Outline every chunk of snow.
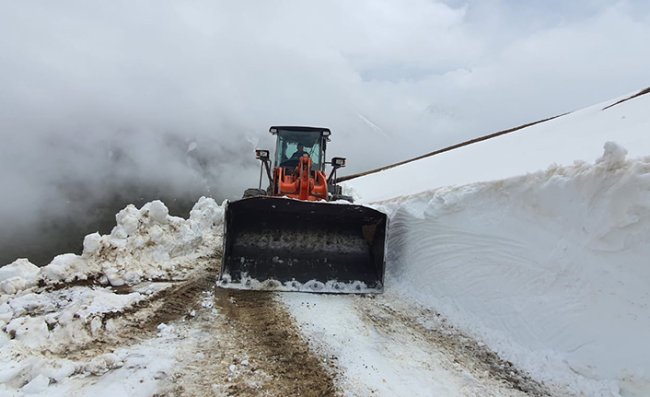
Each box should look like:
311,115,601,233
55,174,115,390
145,200,169,224
82,232,102,256
41,360,77,383
0,259,40,294
85,353,124,375
40,253,98,284
6,316,50,349
21,374,50,394
115,204,140,236
188,196,224,232
0,259,39,282
157,323,175,337
596,141,628,170
103,267,125,287
0,277,28,295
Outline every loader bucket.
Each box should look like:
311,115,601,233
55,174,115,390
218,196,387,293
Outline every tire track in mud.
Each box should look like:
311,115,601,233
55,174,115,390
187,289,338,397
53,257,218,361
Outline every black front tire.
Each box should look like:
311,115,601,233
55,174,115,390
243,188,267,198
331,194,354,203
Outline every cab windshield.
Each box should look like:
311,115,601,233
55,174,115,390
275,130,323,171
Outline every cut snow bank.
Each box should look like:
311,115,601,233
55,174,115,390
374,143,650,397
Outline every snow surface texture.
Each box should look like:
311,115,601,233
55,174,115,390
0,197,223,396
282,292,539,397
349,142,650,397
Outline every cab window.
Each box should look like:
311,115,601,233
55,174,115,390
275,132,322,170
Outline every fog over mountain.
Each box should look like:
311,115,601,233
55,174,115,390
1,0,649,264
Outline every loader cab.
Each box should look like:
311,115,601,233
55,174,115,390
270,126,329,172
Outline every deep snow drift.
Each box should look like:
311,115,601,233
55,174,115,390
341,90,650,396
382,144,650,396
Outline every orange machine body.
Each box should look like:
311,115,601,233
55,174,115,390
274,155,328,201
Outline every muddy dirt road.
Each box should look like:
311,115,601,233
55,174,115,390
148,260,554,396
33,256,556,396
165,288,337,397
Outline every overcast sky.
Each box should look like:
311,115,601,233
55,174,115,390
1,0,649,262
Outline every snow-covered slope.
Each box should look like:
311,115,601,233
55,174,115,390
344,90,650,202
340,90,650,396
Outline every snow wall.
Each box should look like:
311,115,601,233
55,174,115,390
375,143,650,397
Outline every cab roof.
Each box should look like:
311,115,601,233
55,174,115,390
269,126,331,134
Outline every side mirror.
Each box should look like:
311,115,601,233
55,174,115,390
256,149,270,160
331,157,346,168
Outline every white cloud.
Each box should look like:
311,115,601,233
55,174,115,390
0,0,649,263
